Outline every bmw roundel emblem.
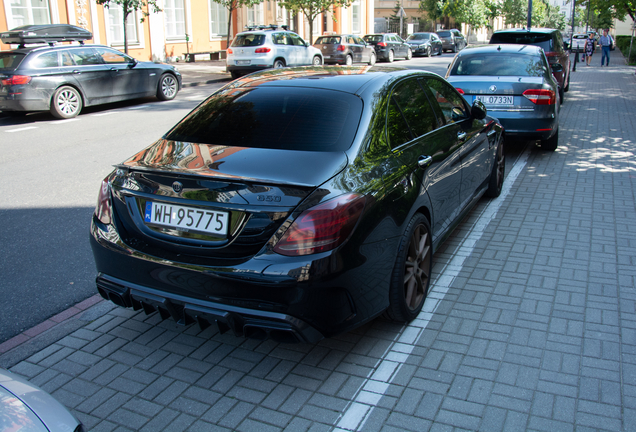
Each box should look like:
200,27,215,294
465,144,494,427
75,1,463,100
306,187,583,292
489,85,497,93
172,181,183,193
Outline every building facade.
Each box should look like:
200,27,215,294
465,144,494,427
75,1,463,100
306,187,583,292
1,0,375,61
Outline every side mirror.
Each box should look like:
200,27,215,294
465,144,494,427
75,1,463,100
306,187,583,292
470,100,487,120
551,63,564,73
563,42,570,50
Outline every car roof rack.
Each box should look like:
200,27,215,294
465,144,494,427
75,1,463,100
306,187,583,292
0,24,92,48
244,24,290,32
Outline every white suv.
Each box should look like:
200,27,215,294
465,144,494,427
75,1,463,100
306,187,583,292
226,26,323,79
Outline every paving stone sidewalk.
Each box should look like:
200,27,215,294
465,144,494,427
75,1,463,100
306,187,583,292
1,55,635,432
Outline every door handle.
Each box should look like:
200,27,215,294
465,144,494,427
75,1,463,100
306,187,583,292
418,155,433,168
457,131,467,142
73,70,81,74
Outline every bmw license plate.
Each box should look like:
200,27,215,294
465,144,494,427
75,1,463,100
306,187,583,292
475,95,513,105
144,202,229,236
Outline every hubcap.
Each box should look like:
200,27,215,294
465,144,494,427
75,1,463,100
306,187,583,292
162,77,176,98
58,90,79,115
404,224,431,310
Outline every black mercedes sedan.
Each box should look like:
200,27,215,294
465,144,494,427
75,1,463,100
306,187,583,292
90,66,504,343
0,25,181,119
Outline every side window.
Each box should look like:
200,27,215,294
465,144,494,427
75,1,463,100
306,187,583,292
60,50,74,66
94,47,131,64
355,36,365,45
289,33,305,46
68,48,102,66
272,33,285,45
347,36,356,45
424,78,469,125
31,52,59,68
387,79,438,149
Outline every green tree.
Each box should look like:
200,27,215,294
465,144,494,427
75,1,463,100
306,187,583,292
212,0,264,47
96,0,161,54
501,0,528,27
278,0,354,44
419,0,445,30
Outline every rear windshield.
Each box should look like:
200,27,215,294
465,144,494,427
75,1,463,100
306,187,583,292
0,53,25,70
407,34,430,41
449,54,546,77
490,33,553,52
165,87,363,152
438,31,451,37
315,36,341,45
364,35,383,43
231,34,265,47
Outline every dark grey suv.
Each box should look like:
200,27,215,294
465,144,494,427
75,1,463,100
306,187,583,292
438,29,466,53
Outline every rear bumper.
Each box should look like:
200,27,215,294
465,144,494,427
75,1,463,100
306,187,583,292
497,116,558,140
0,93,50,112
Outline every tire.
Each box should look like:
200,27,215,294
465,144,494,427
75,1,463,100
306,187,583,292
273,59,286,68
230,71,241,80
50,86,82,119
541,128,559,151
452,44,457,53
157,73,178,101
387,50,394,63
564,73,570,92
383,213,432,322
558,86,564,104
486,136,505,198
345,54,353,66
425,46,432,57
438,47,443,56
312,55,322,66
368,52,376,66
406,48,412,60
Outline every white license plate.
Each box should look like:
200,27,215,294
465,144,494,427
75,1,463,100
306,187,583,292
144,202,228,236
236,60,250,65
475,95,514,105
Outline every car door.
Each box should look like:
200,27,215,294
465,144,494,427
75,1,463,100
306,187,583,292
383,77,463,243
346,35,361,62
354,36,370,62
423,77,493,209
93,47,149,100
64,47,113,103
431,34,442,53
287,33,310,66
272,32,291,65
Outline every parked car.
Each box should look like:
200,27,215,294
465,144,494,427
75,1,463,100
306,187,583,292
571,33,589,51
313,34,376,65
90,65,505,343
0,24,181,119
363,33,412,62
405,32,443,57
0,368,85,432
226,25,322,79
437,29,466,52
446,44,560,151
490,28,570,103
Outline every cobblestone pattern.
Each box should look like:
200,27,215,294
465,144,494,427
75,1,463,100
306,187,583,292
3,59,636,431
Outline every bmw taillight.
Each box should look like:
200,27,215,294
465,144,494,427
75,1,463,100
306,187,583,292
273,193,366,256
337,45,346,52
377,42,387,47
2,75,31,85
95,177,113,225
523,89,556,105
455,88,465,94
255,47,271,53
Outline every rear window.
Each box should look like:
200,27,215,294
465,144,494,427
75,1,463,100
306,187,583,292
165,87,363,152
490,32,553,52
364,35,383,43
0,53,25,70
315,36,341,45
449,54,546,77
231,34,265,47
438,31,451,37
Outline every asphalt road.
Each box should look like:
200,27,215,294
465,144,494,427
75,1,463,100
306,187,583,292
0,52,511,343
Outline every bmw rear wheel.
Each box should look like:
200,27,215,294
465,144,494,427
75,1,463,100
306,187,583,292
157,73,178,100
384,213,432,322
51,86,82,119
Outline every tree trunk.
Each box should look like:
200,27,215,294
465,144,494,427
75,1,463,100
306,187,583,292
226,3,234,48
123,13,129,54
306,6,314,44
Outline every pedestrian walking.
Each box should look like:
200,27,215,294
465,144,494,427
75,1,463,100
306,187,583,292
584,33,595,66
599,29,612,66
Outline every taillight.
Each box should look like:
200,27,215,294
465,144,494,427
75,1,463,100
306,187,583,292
336,45,346,51
255,47,271,53
2,75,31,85
95,177,113,225
227,48,233,54
273,193,366,256
523,89,556,105
455,88,465,94
377,42,387,47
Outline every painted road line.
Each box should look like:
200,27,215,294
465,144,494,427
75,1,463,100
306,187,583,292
334,145,532,432
5,127,38,133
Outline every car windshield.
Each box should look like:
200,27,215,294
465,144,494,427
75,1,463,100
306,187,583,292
450,54,546,77
407,34,430,41
490,33,553,52
231,34,265,47
315,36,341,44
438,31,451,37
0,53,25,70
165,86,363,152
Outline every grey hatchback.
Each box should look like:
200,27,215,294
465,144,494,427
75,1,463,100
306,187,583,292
446,44,560,151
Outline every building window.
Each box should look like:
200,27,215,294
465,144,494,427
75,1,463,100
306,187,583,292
105,4,139,45
351,0,360,34
209,1,228,36
247,4,264,26
164,0,186,40
6,0,51,28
